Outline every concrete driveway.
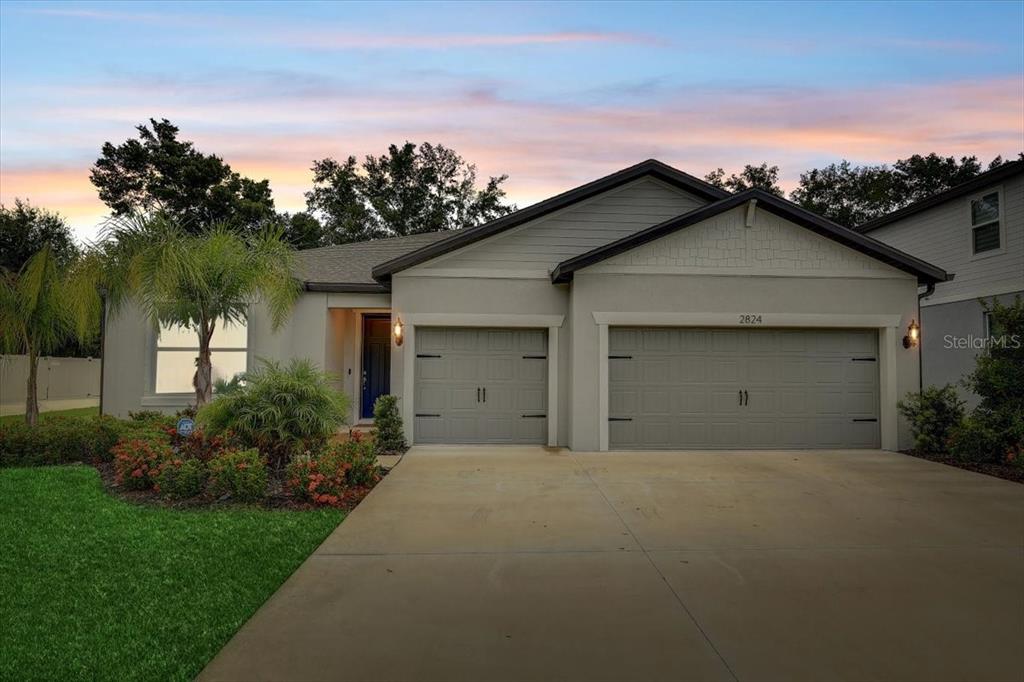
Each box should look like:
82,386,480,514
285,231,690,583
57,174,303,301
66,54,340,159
201,448,1024,682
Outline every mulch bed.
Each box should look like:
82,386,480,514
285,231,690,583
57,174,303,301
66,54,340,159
901,451,1024,484
93,461,382,510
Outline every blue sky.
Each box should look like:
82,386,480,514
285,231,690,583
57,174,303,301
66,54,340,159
1,0,1021,240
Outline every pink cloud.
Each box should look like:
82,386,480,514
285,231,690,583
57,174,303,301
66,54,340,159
3,75,1021,240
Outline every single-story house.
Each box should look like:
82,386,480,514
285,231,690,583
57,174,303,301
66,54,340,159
102,160,949,451
857,160,1023,405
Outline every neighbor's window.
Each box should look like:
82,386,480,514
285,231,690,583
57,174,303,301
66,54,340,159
154,319,248,393
970,191,1000,254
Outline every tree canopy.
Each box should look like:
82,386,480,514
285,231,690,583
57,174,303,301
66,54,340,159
704,163,783,196
90,119,276,233
789,153,1019,227
0,200,78,273
305,142,514,244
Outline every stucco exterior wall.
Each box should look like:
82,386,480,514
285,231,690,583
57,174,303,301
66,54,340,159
567,272,922,451
389,274,571,446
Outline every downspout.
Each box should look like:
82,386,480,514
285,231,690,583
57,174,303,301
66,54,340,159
916,282,936,394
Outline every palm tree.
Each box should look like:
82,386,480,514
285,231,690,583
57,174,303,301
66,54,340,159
0,247,97,425
90,215,301,407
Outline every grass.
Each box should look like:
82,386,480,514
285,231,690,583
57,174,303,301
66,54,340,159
0,406,99,424
0,466,344,681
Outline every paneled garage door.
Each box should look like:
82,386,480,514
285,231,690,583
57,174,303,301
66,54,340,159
609,327,880,449
414,327,548,444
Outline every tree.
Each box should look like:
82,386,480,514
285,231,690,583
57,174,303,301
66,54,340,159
306,142,514,244
90,215,301,406
704,163,783,195
0,200,78,273
90,119,276,233
0,247,97,425
278,211,327,250
790,153,1018,227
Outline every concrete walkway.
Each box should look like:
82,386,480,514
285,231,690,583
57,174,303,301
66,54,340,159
201,447,1024,682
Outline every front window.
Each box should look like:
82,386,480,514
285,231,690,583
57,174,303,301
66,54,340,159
155,319,248,393
970,191,1000,254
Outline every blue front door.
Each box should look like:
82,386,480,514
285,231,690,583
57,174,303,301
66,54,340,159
361,315,391,419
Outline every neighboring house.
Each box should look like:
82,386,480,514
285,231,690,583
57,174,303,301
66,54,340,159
103,160,948,451
857,160,1023,405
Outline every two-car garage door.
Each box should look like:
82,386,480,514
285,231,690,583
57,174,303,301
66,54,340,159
608,327,880,449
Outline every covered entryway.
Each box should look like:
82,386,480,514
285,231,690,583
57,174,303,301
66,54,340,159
608,327,880,449
414,327,548,444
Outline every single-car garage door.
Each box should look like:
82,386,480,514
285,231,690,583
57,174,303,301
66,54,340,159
609,327,880,449
415,327,548,444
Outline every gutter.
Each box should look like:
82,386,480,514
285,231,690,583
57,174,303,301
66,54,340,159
916,282,937,395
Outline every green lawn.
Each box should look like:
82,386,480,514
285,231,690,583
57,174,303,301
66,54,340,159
0,406,100,424
0,466,343,681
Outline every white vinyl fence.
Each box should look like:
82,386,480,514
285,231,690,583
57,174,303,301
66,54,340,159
0,355,101,416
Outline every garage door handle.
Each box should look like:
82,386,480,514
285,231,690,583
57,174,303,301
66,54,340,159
852,418,878,422
744,390,749,406
477,387,481,403
521,414,546,419
608,355,633,360
483,387,486,403
522,355,547,359
851,357,877,362
416,354,442,358
739,390,743,405
415,413,441,418
608,417,632,422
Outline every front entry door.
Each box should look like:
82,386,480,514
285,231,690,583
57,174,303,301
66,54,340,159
361,315,391,419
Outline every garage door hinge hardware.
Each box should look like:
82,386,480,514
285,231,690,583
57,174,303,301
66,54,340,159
521,414,547,418
415,413,441,418
851,357,877,362
416,354,442,358
608,355,633,360
852,418,878,422
522,355,547,359
608,417,633,422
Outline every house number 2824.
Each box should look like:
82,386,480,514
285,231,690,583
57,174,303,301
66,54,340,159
738,314,763,324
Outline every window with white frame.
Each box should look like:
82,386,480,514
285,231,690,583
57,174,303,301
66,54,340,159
154,319,248,393
970,191,1001,254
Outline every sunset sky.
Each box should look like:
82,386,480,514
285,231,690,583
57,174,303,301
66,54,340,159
1,0,1022,242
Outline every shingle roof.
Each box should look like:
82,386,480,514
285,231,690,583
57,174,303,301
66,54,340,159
296,231,455,292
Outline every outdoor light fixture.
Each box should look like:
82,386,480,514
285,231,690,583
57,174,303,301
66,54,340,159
903,319,920,349
393,317,404,346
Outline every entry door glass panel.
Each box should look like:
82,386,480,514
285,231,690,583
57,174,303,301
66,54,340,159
415,327,547,444
609,328,879,449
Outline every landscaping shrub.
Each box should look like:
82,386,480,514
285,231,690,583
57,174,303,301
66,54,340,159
128,410,168,423
155,457,208,499
371,394,407,455
197,359,349,469
207,449,267,503
946,296,1024,466
285,436,381,507
897,385,965,454
112,437,174,490
0,415,148,467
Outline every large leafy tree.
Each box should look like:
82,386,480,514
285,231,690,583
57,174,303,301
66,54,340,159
790,153,1018,227
306,142,514,244
90,119,276,233
0,247,97,425
0,200,78,273
704,163,783,195
86,216,301,406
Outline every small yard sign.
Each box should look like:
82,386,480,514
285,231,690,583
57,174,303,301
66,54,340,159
176,417,195,437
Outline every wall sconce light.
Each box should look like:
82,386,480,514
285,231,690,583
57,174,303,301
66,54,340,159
902,319,920,349
393,317,404,346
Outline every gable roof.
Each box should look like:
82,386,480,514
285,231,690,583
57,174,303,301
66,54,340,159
857,160,1024,234
550,189,950,285
297,231,454,292
370,159,729,283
